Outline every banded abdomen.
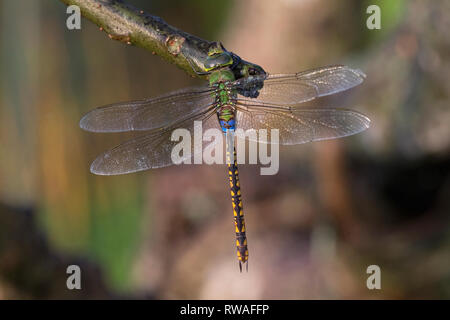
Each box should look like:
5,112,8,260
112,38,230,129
226,143,249,271
220,108,248,271
215,80,248,271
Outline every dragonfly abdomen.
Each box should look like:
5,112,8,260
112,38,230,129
227,145,248,272
217,105,236,132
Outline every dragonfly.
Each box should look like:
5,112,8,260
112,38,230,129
80,48,370,271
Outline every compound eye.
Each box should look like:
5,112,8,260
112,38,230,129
248,68,257,76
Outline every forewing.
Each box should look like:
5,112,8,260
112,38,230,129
80,86,214,132
236,65,366,105
90,108,221,175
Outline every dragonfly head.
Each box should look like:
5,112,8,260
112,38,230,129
235,60,266,79
229,56,266,98
203,43,267,98
204,43,266,77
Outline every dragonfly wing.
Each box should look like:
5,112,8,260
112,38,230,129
90,108,220,175
236,104,370,145
236,65,366,105
80,86,215,132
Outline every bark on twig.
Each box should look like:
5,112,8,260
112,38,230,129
60,0,216,77
59,0,261,79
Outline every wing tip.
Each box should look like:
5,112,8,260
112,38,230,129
354,111,371,134
79,110,129,133
326,64,367,78
363,115,371,128
339,65,367,84
79,112,100,132
359,112,371,127
89,154,156,176
89,157,108,175
352,69,367,84
79,114,90,131
347,108,370,126
89,153,121,176
353,68,367,80
333,65,367,83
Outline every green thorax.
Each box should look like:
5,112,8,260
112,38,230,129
208,68,235,86
209,69,236,108
209,69,237,130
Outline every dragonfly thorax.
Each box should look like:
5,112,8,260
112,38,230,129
213,81,237,132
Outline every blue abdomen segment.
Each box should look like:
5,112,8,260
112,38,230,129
220,119,235,132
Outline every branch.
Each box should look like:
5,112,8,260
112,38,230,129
60,0,263,79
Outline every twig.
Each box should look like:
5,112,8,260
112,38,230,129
59,0,263,79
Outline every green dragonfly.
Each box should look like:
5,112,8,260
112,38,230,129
80,48,370,271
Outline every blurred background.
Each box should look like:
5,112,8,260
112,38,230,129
0,0,449,299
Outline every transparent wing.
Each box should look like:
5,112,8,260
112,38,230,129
80,86,214,132
90,108,221,175
235,104,370,145
235,65,366,105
